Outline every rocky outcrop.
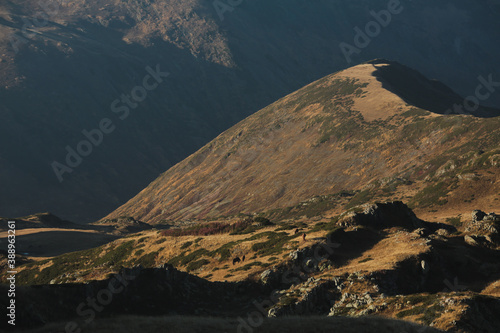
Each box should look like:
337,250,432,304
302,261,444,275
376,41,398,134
329,292,385,317
260,240,339,288
464,210,500,247
337,201,424,230
0,264,259,329
471,210,500,224
268,278,337,317
455,296,500,333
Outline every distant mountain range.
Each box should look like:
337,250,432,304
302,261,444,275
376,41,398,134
1,0,500,222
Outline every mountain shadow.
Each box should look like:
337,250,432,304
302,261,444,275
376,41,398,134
368,59,500,118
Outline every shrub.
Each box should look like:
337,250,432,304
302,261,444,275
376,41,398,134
169,248,210,267
96,241,135,266
253,217,273,226
161,220,255,237
410,181,449,208
137,252,158,267
154,238,167,245
180,241,193,249
229,220,258,235
446,216,462,227
251,232,295,256
345,189,374,209
311,217,339,233
233,261,270,272
187,259,210,272
210,242,238,262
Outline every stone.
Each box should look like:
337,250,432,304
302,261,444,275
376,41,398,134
472,210,487,223
484,213,500,223
413,228,430,237
464,235,479,246
305,259,316,269
436,228,450,236
421,260,430,274
268,307,279,317
260,269,273,284
289,250,300,261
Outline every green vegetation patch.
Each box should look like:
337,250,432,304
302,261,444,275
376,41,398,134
168,248,210,267
410,181,449,208
137,251,158,267
345,189,375,209
310,217,340,233
210,241,239,262
232,261,270,272
251,232,297,256
180,241,193,249
94,241,135,267
154,238,167,245
186,259,210,272
446,216,462,228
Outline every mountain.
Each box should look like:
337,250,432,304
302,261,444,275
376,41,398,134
1,0,500,222
4,60,500,330
105,60,500,223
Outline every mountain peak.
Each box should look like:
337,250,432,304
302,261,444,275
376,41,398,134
104,61,500,223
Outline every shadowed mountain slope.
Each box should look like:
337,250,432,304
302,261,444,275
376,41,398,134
1,0,500,221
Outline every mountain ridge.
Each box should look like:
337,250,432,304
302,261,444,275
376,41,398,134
104,60,500,223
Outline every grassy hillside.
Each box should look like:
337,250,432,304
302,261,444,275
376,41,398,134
4,202,500,332
105,61,500,224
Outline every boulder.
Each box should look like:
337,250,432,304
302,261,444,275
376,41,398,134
472,210,487,223
413,228,431,237
484,213,500,223
436,229,450,236
337,201,424,230
260,269,273,284
464,235,480,246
